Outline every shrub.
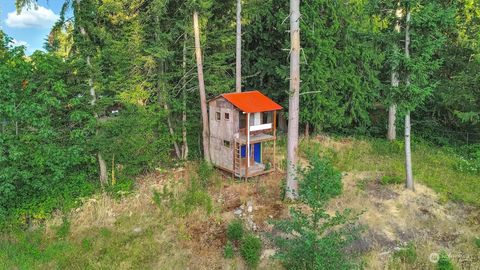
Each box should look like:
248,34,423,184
393,242,417,264
475,237,480,249
299,155,342,208
272,155,360,270
437,251,454,270
240,234,262,268
227,219,244,242
224,241,235,259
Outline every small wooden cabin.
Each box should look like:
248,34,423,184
208,90,283,178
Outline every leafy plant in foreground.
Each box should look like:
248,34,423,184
226,219,244,242
271,155,360,270
240,234,262,268
437,250,454,270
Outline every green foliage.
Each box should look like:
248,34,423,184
313,138,480,206
106,178,135,199
393,242,417,264
437,251,454,270
380,175,403,185
298,155,343,209
272,154,360,270
474,237,480,249
223,241,235,259
0,38,96,222
240,234,262,268
198,161,215,189
55,217,71,239
175,178,213,216
455,144,480,175
95,106,172,178
226,219,244,242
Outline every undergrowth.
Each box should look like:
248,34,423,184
302,137,480,205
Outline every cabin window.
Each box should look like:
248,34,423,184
223,140,231,148
262,112,268,124
216,112,221,121
239,112,246,129
224,112,230,120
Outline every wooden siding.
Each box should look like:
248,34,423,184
209,97,239,171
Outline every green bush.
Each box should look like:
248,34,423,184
240,234,262,268
299,155,342,207
272,155,360,270
393,242,417,264
455,144,480,175
437,251,454,270
475,237,480,249
224,241,235,259
227,219,244,242
106,178,135,199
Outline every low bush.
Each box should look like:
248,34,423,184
437,250,454,270
475,237,480,249
272,155,360,270
393,242,417,264
298,154,342,207
240,234,262,268
223,241,235,259
226,219,244,242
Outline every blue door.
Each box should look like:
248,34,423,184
241,145,247,158
254,143,261,163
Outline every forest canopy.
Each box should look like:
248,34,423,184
1,0,479,222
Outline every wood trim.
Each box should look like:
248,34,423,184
273,110,277,171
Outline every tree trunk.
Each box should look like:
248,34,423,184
84,31,107,185
387,5,402,141
286,0,301,200
165,103,182,158
405,112,414,190
159,60,181,159
387,104,397,141
181,34,189,159
304,122,309,139
404,7,414,190
235,0,242,93
193,11,211,162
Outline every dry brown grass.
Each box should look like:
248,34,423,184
326,170,480,269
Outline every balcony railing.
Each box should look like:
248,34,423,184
250,123,272,132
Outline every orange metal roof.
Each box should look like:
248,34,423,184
219,90,283,113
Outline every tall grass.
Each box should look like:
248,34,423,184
301,137,480,205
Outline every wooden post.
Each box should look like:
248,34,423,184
246,113,250,179
273,110,277,171
193,11,211,162
235,0,242,93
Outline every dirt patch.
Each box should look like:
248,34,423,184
326,170,480,269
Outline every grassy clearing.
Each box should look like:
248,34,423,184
301,136,480,206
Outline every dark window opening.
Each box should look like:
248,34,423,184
225,113,230,120
216,112,221,121
223,140,231,148
262,112,271,124
239,112,246,129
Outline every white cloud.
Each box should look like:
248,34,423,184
5,6,59,29
10,39,29,48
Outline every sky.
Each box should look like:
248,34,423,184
0,0,67,55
